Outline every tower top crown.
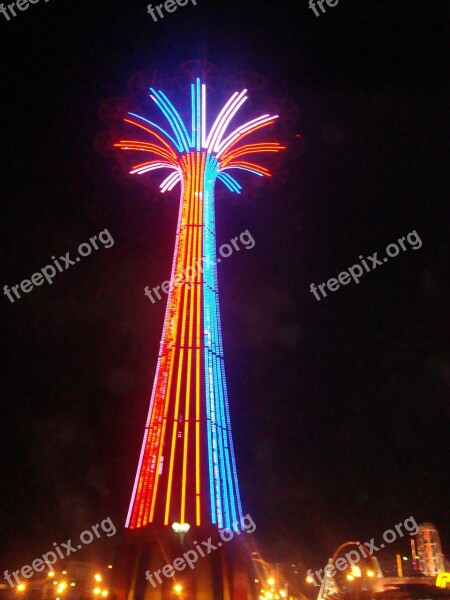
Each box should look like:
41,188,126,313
115,77,284,195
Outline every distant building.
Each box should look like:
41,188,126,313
416,523,446,576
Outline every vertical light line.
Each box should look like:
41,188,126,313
210,157,222,528
212,248,237,529
194,153,204,523
202,156,225,527
203,169,214,520
164,154,193,524
190,153,199,525
203,156,217,524
195,154,205,525
201,84,207,148
180,153,199,523
148,174,188,523
191,83,196,148
207,181,231,530
196,78,201,151
219,350,244,525
212,299,231,529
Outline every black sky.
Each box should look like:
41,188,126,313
0,0,448,575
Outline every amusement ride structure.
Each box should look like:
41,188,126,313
113,73,284,599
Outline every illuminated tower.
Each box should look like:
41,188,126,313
115,78,284,534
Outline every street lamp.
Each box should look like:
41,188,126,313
172,523,190,534
351,566,361,578
172,522,190,544
305,575,315,600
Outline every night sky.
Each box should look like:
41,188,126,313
1,0,448,577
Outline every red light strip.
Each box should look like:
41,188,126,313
195,157,204,526
180,157,197,523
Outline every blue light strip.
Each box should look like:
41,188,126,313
205,165,226,526
202,152,243,530
203,156,219,524
150,89,191,153
217,309,244,528
211,271,235,530
217,172,242,194
203,155,224,527
158,90,191,152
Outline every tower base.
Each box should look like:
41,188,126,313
112,527,257,600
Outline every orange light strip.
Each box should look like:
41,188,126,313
164,153,194,525
123,118,178,159
225,161,272,176
221,142,285,165
114,142,177,164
